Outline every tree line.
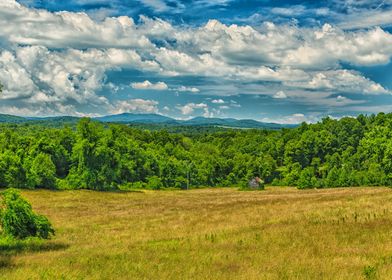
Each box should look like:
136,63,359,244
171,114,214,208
0,113,391,190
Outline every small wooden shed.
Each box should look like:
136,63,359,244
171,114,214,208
248,177,264,190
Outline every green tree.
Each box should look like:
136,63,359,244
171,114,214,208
0,151,26,188
0,189,55,239
325,167,340,188
67,119,119,190
146,176,163,190
29,153,57,189
297,167,317,189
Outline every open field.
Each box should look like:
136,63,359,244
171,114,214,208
1,187,392,279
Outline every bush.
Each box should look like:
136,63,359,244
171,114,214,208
297,167,318,189
363,265,377,279
0,189,55,239
146,176,163,190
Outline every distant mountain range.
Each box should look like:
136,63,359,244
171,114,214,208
0,113,297,129
95,113,174,124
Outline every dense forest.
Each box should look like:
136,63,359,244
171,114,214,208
0,113,391,190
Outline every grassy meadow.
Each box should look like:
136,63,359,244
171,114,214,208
1,187,392,279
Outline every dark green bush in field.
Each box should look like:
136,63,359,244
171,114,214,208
0,189,55,239
363,265,377,279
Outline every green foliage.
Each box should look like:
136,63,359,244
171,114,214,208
363,265,377,279
146,176,163,190
1,113,392,190
0,151,26,188
29,153,57,189
0,189,55,239
297,167,317,189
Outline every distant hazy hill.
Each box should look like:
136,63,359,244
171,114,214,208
95,113,175,123
27,116,81,123
0,113,296,129
0,114,26,123
96,114,294,129
182,116,293,129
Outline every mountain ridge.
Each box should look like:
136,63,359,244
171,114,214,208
0,113,297,129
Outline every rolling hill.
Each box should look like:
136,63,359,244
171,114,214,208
0,113,296,129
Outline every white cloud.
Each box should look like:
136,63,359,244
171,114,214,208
285,69,389,95
139,0,185,13
262,113,319,124
1,2,392,72
131,80,168,90
111,99,159,114
177,102,211,117
211,99,225,104
140,0,169,12
0,45,162,115
0,1,391,116
176,86,200,92
273,91,287,99
271,5,306,16
337,10,392,29
0,4,154,50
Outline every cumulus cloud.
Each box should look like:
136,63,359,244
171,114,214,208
131,80,168,90
285,69,389,94
0,1,153,50
211,99,225,104
0,0,391,116
337,10,392,29
0,45,162,115
111,99,159,114
176,86,200,92
273,91,287,99
177,102,211,117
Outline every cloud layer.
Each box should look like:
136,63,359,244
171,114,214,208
0,0,391,121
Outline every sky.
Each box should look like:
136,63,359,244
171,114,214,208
0,0,391,123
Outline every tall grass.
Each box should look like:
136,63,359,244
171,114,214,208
1,187,392,279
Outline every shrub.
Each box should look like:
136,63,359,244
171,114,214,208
0,189,55,239
363,265,377,279
146,176,163,190
297,167,318,189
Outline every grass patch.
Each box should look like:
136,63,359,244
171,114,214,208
0,237,68,271
0,237,69,255
1,187,392,279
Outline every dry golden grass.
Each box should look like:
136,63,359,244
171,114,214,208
1,187,392,279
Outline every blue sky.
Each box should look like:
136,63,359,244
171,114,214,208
0,0,391,123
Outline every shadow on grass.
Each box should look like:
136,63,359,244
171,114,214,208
0,255,12,268
0,238,69,269
0,240,69,255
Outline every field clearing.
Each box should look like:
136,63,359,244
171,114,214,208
1,187,392,279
